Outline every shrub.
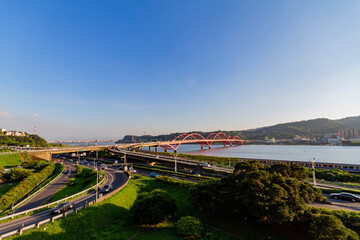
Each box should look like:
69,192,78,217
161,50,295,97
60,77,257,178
67,179,76,186
176,216,203,237
0,163,55,211
8,167,32,181
76,165,83,176
308,213,359,240
131,189,177,225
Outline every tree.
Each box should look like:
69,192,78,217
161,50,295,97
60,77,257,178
190,161,324,223
131,189,177,225
308,214,359,240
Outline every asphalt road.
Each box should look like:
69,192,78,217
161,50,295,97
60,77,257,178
15,164,76,213
311,193,360,211
0,168,128,236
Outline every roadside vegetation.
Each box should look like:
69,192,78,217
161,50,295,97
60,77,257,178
45,165,97,203
309,168,360,183
0,161,55,211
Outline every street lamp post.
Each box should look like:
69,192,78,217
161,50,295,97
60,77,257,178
174,153,178,173
310,158,316,187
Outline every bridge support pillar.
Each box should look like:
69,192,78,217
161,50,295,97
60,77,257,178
174,150,177,153
201,145,203,149
148,147,151,152
155,146,158,153
209,146,212,149
164,149,167,153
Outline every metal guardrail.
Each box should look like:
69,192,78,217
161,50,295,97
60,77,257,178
0,173,130,239
0,152,20,156
0,175,106,222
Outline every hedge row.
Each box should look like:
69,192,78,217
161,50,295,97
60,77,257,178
156,176,197,187
0,163,55,211
311,168,360,183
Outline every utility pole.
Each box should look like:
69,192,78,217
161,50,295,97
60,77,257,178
96,163,100,202
174,153,178,173
311,158,316,187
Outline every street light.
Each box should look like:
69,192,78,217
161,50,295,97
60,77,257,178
174,152,179,173
310,158,316,187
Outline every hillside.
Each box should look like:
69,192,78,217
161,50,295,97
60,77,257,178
118,116,360,141
0,134,49,147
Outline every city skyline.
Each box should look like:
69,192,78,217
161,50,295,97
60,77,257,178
1,1,360,140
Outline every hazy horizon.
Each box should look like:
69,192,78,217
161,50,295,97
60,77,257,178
1,1,360,141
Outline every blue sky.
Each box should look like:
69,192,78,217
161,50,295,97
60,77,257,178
0,1,360,140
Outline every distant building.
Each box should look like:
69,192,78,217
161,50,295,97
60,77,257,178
4,130,26,137
0,128,6,132
327,137,342,145
338,128,359,140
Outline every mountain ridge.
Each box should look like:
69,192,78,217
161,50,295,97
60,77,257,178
118,116,360,141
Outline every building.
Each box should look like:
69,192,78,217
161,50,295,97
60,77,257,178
338,128,359,140
0,129,6,132
4,130,26,137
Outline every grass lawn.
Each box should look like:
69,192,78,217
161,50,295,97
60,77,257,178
44,166,97,203
7,175,306,240
0,154,23,168
0,182,19,195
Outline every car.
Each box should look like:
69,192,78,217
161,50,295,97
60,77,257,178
193,173,201,177
119,165,124,170
101,184,113,193
50,202,74,214
149,172,159,178
330,192,360,202
101,164,108,169
200,163,211,167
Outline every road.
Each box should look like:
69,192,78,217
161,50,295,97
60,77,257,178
312,193,360,211
15,164,76,213
0,168,128,236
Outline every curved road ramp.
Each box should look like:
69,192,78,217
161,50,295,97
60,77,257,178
0,169,130,239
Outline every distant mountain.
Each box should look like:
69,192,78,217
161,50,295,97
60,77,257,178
118,116,360,141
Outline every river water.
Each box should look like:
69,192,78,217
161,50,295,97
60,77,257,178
177,144,360,165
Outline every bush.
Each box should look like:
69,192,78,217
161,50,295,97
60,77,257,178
8,167,32,181
176,216,203,237
131,189,177,225
67,179,76,186
308,213,359,240
156,176,196,187
0,163,55,211
76,165,83,176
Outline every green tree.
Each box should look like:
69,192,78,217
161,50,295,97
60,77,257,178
190,161,324,223
131,189,177,225
308,214,359,240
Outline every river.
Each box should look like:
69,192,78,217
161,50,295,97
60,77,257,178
176,144,360,165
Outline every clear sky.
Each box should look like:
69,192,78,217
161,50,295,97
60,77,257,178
1,1,360,141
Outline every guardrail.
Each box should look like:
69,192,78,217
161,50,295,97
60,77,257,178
0,152,20,156
0,174,106,222
12,169,64,210
0,172,130,239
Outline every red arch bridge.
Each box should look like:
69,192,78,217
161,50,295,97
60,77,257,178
136,132,245,153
